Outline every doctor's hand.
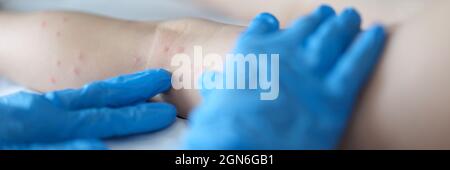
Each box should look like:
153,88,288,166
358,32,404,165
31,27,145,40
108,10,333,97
0,69,176,150
184,5,386,149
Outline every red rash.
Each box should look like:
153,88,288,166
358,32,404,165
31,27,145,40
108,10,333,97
134,56,141,63
72,67,80,76
163,46,185,53
176,47,185,53
49,77,56,84
77,52,84,62
41,21,47,28
164,46,170,52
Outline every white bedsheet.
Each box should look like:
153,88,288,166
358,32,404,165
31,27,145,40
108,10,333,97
0,0,241,150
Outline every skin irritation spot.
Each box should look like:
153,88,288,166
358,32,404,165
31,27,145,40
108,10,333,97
153,33,178,57
77,52,84,62
56,60,61,67
72,67,80,76
176,47,185,53
41,21,47,28
160,46,184,57
134,56,141,63
164,46,170,53
49,77,56,84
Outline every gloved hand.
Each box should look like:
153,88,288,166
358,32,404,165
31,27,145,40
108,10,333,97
0,69,176,150
184,5,386,149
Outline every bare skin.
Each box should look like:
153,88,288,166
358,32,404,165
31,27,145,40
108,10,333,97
0,0,450,149
343,2,450,149
0,11,240,117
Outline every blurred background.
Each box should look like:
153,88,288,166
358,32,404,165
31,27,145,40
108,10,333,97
0,0,244,24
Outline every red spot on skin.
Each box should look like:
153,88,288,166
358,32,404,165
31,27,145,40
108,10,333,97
63,17,68,22
72,67,80,76
50,77,56,84
133,56,142,66
164,46,170,52
56,60,61,67
78,52,84,62
176,47,185,53
41,21,47,28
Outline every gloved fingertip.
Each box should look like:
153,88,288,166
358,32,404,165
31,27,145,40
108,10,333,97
147,103,177,129
371,24,386,36
247,12,279,34
313,4,336,18
149,68,173,90
153,68,172,78
134,69,172,83
107,68,171,84
155,102,177,117
365,24,387,44
128,69,172,92
286,4,336,38
340,7,362,26
255,12,279,26
342,7,358,15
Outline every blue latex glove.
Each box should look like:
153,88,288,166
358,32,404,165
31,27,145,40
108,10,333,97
184,5,386,149
0,69,176,150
